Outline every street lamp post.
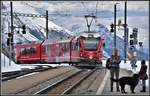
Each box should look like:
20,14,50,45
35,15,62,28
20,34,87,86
112,2,127,63
139,42,143,60
114,3,120,48
124,1,127,63
114,4,116,48
10,1,14,66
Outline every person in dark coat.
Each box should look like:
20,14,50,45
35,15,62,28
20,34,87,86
139,60,148,92
110,48,121,92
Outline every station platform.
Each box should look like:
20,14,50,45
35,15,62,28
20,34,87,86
96,68,149,95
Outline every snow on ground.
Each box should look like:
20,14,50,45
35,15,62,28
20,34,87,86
1,53,69,73
19,63,69,68
1,53,22,72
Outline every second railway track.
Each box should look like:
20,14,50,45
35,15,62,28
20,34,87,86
2,66,53,82
34,68,97,95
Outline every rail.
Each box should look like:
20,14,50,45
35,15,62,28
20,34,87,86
33,70,84,95
2,67,52,81
61,68,97,94
34,68,97,95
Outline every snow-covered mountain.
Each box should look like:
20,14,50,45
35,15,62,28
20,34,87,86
2,1,71,46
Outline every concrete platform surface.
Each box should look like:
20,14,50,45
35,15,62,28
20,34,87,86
97,68,149,95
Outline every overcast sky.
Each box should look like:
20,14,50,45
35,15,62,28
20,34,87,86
28,1,148,12
23,1,148,28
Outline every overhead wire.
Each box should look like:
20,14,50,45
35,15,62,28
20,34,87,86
81,1,90,15
94,1,99,23
80,1,100,31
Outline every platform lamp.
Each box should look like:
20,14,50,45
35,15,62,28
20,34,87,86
110,23,114,33
139,42,143,60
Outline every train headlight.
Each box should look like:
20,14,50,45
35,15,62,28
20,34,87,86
89,56,93,59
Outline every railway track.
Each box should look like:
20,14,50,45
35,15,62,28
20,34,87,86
68,68,106,94
16,68,81,94
34,68,97,95
2,66,53,81
2,66,75,94
2,71,20,77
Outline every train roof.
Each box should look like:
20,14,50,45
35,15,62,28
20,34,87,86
75,32,102,39
14,41,43,48
42,38,74,45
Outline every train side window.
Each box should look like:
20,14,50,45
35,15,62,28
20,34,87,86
30,47,36,54
62,43,69,52
74,41,79,51
21,48,27,55
20,48,23,55
72,42,76,51
66,43,69,51
62,43,65,56
56,46,59,56
62,43,66,52
26,48,30,54
76,42,78,46
21,47,36,55
71,42,74,50
24,48,27,55
65,43,68,52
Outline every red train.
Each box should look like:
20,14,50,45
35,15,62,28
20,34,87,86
14,32,104,67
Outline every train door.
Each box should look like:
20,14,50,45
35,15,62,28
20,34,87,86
71,39,80,63
51,44,56,62
61,42,70,62
41,45,47,63
59,43,62,63
61,43,65,62
47,44,51,63
79,36,84,52
67,42,70,62
55,44,59,63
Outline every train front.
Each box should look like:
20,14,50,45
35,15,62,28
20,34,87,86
78,32,104,67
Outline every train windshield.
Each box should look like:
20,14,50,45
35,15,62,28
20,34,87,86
82,37,100,51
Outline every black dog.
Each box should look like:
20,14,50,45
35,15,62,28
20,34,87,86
111,74,139,93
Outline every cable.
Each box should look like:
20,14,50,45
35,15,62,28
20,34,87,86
94,1,99,23
81,2,90,15
95,1,99,16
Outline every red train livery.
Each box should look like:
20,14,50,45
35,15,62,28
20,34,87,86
14,32,104,67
